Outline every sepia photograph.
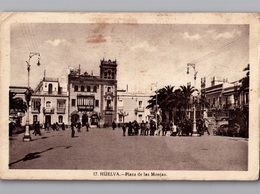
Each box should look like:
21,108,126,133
0,12,259,180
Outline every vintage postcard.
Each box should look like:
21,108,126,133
0,12,259,180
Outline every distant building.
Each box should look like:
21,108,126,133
201,76,243,118
117,90,150,124
31,77,69,126
9,86,29,126
68,59,117,127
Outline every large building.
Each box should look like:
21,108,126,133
201,76,247,117
31,77,69,126
68,59,118,127
117,90,151,124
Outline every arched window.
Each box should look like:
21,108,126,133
81,86,84,92
46,101,51,108
48,84,53,94
87,86,91,92
93,86,97,92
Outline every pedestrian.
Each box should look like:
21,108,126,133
150,120,156,136
204,117,210,135
112,121,116,130
163,122,168,136
145,121,150,136
157,122,163,136
56,122,60,131
140,120,146,136
127,121,132,136
71,122,76,138
122,123,126,136
35,121,41,136
86,121,89,132
177,118,183,136
77,121,81,132
9,120,15,137
134,121,139,135
61,122,65,131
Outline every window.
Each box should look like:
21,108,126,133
95,100,99,107
219,97,222,105
104,69,115,79
87,86,91,92
245,92,249,104
72,99,76,106
46,101,51,108
58,115,63,123
74,85,78,92
48,84,53,94
119,115,123,122
81,86,84,92
32,98,41,111
57,100,66,108
93,86,97,93
33,115,38,122
107,86,111,92
138,101,143,108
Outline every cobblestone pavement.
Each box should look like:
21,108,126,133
9,127,248,170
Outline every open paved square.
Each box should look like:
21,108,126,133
9,126,248,171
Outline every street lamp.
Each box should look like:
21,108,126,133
187,63,200,137
23,52,41,142
151,82,158,129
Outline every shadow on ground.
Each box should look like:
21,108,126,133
9,146,72,167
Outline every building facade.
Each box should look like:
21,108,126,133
31,77,69,126
117,90,150,124
68,59,117,127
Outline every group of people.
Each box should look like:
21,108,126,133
70,121,90,138
44,122,65,132
119,117,210,137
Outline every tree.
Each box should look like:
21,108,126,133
147,85,175,122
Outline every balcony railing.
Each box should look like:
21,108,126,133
56,107,66,114
43,108,55,114
31,108,40,114
105,106,113,110
77,105,94,111
136,107,145,112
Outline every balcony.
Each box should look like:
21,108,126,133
136,107,145,112
77,105,94,111
57,107,66,114
105,106,113,110
43,108,54,114
31,108,40,114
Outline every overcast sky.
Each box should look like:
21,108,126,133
10,23,249,93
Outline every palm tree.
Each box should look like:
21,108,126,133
147,85,175,122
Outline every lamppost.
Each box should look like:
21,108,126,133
187,63,200,137
23,52,41,142
151,82,158,129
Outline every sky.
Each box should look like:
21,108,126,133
10,23,249,93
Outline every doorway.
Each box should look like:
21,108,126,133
82,114,88,126
45,115,51,125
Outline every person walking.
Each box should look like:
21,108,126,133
140,120,146,136
71,122,76,138
112,121,116,130
122,123,127,136
77,121,81,132
61,122,65,131
127,121,133,136
145,121,150,136
157,122,163,136
204,117,210,135
86,121,89,132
